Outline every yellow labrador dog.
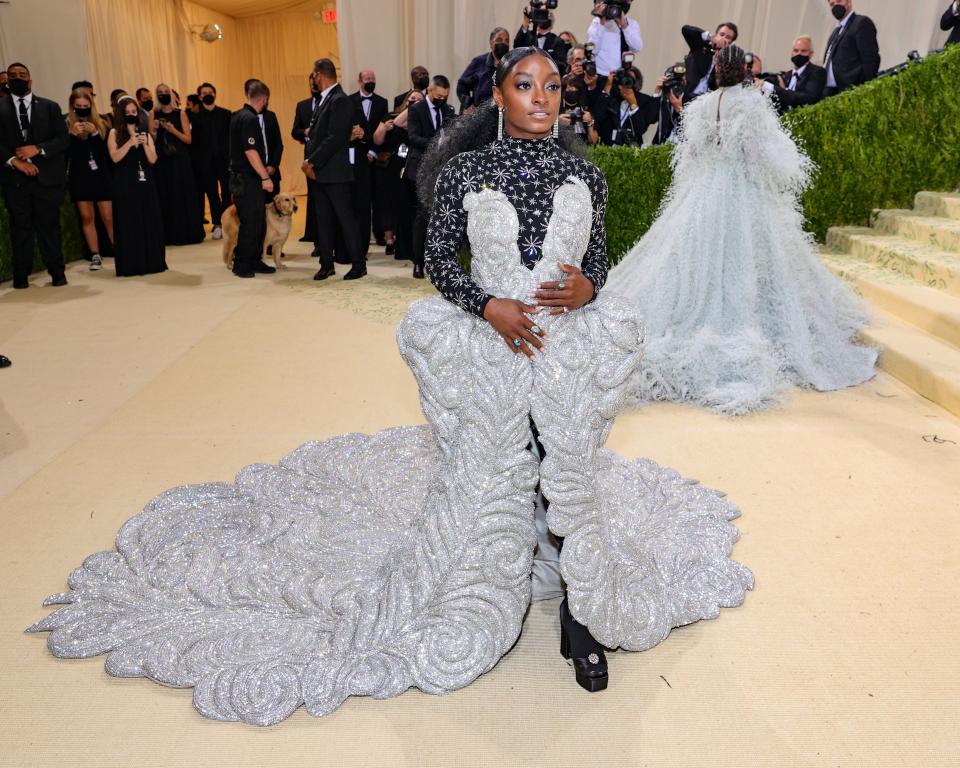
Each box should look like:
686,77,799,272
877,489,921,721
222,193,299,270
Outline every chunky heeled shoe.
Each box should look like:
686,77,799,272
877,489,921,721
559,605,609,693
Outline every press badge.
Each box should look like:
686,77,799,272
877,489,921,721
397,144,409,158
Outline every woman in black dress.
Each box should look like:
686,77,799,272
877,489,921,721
373,90,423,261
153,83,205,245
107,97,167,277
66,89,114,270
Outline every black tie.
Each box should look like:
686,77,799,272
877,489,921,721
825,26,841,66
434,105,443,129
18,97,30,141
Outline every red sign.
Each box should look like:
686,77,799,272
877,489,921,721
322,9,337,23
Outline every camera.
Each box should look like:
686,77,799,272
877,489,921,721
583,42,598,77
527,0,558,26
612,52,642,91
662,62,687,98
598,0,631,22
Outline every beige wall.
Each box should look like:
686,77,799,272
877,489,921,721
337,0,954,105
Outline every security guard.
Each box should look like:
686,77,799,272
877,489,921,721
228,79,275,278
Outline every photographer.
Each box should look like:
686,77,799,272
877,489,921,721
681,22,738,101
756,36,827,114
585,2,643,78
515,4,570,75
457,28,511,111
595,58,656,146
650,63,686,144
558,74,600,145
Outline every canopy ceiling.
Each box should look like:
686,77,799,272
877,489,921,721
195,0,331,19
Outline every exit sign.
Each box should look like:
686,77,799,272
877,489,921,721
322,9,337,23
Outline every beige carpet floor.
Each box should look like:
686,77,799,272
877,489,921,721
1,233,958,768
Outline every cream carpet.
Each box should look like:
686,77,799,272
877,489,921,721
1,231,958,768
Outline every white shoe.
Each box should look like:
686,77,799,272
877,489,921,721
90,254,102,271
212,227,223,240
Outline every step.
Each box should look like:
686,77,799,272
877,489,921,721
858,308,960,418
826,227,960,297
820,251,960,350
914,191,960,221
871,209,960,254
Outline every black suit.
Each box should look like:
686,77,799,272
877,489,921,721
292,95,321,244
0,92,69,284
191,104,232,227
942,3,960,46
681,25,717,102
406,98,455,269
350,91,389,256
304,83,362,272
823,13,881,95
513,27,570,75
771,63,827,114
262,108,284,200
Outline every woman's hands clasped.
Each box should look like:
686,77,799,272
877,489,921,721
530,263,595,315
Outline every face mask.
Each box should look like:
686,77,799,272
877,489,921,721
157,93,172,106
432,97,447,108
564,91,580,107
201,94,216,106
536,25,551,34
75,106,92,119
124,114,139,125
364,82,377,94
791,54,810,69
141,99,154,111
832,4,848,20
8,77,29,97
493,42,509,60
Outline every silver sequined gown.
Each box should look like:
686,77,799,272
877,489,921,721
29,136,754,726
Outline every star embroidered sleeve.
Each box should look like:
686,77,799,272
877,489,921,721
580,162,609,297
424,154,494,318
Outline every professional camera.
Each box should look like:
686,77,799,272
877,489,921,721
612,52,642,91
598,0,631,22
527,0,558,26
583,42,598,77
662,62,686,98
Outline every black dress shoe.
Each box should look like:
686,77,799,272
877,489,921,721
0,355,11,369
13,279,28,289
313,266,336,280
299,236,311,243
51,275,68,287
233,268,255,278
559,601,609,693
412,264,425,279
251,261,276,274
384,242,396,256
343,267,367,281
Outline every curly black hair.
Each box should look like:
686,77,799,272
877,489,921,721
417,46,584,212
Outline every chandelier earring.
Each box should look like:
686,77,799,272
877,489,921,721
552,117,559,139
498,106,505,141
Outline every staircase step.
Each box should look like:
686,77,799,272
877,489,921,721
820,251,960,350
825,227,960,296
858,308,960,418
871,209,960,254
914,191,960,221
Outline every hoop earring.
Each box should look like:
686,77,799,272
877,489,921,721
552,117,559,139
497,106,504,141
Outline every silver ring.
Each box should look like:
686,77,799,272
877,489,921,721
557,282,566,290
513,339,521,347
563,306,569,314
531,325,542,336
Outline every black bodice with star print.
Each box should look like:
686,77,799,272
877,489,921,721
424,135,609,318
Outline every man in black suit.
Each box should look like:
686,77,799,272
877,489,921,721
681,22,738,103
261,101,284,202
350,70,389,259
942,2,960,46
514,7,569,75
457,28,511,112
292,76,321,247
0,62,69,289
822,0,880,97
406,75,455,279
304,58,365,281
394,66,430,110
192,82,232,239
760,35,827,114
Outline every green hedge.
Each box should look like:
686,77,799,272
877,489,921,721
0,193,83,283
591,43,960,263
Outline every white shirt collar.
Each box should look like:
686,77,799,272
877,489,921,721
17,93,34,106
837,11,853,29
319,83,337,100
794,63,809,77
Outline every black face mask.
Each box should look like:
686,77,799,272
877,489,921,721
74,106,92,119
564,90,581,107
832,4,848,21
493,42,509,60
363,82,377,94
415,76,430,91
432,97,447,108
201,94,216,106
124,114,139,125
141,99,154,111
157,93,172,106
8,77,30,97
791,54,811,69
536,25,551,34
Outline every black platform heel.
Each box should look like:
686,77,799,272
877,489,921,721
559,602,609,693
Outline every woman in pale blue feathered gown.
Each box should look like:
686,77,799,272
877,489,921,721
608,46,877,416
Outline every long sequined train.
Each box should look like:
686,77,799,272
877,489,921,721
29,169,754,726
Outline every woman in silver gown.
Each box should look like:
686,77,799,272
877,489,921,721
28,49,753,726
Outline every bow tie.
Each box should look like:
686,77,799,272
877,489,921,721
361,95,373,100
